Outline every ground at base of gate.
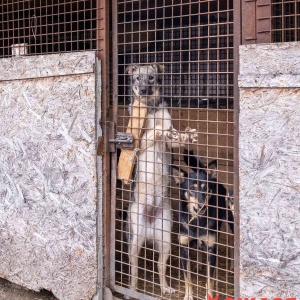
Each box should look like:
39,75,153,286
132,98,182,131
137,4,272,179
0,279,57,300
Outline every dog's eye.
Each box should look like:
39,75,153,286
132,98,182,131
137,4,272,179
136,76,140,81
148,75,154,81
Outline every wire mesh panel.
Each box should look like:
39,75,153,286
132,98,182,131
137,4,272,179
112,1,234,299
272,0,300,42
0,0,97,58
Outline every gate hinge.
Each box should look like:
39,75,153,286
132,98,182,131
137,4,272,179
97,121,134,156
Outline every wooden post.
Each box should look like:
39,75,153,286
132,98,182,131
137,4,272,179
117,99,148,184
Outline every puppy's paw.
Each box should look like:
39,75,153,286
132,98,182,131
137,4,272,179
162,285,176,294
183,127,198,143
165,127,179,141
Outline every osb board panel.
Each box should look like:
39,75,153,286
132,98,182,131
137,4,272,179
239,42,300,88
0,53,98,300
0,52,95,81
239,43,300,297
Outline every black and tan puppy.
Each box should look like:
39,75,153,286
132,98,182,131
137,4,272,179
173,150,234,300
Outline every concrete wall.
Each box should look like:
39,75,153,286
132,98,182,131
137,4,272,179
239,42,300,297
0,52,101,300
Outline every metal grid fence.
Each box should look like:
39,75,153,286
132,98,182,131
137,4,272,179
112,1,235,299
272,0,300,42
0,0,97,58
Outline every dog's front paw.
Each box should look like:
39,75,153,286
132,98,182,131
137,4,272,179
165,127,179,141
184,295,194,300
162,285,176,294
183,127,198,143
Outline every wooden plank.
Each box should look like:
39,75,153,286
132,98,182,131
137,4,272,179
117,100,148,184
241,0,271,45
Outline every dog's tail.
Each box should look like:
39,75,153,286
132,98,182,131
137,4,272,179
183,149,206,172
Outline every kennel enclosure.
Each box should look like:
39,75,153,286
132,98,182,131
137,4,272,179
0,0,300,299
110,1,235,299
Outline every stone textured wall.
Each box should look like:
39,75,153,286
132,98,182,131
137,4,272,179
0,52,100,300
239,42,300,297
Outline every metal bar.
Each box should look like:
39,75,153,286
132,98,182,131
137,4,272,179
233,0,241,298
96,0,111,291
110,0,119,291
112,285,158,300
95,56,104,300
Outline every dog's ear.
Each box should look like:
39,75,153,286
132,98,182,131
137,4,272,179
171,166,187,185
207,160,217,180
151,63,165,74
227,189,234,197
183,148,206,172
126,64,138,75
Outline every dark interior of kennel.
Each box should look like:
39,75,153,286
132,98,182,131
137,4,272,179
112,1,234,299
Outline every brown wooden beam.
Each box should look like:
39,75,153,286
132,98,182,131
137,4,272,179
241,0,271,44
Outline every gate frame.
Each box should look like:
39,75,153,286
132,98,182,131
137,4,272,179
96,0,112,298
109,0,241,299
233,0,241,298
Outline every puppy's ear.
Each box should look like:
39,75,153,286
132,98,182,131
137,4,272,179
227,189,234,197
126,64,138,75
207,160,217,180
183,148,206,172
171,167,187,185
152,63,165,74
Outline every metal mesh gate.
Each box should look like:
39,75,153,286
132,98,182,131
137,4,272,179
111,1,235,299
0,0,97,58
271,0,300,42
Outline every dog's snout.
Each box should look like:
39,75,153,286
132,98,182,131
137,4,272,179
139,85,147,95
189,190,197,198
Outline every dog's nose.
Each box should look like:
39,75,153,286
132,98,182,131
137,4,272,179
139,86,147,95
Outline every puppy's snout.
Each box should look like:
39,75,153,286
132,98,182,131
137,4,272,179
139,85,147,95
189,190,197,197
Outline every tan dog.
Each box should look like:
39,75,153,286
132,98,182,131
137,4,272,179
125,64,197,297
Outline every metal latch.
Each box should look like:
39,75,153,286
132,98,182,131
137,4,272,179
97,121,135,156
109,133,134,149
